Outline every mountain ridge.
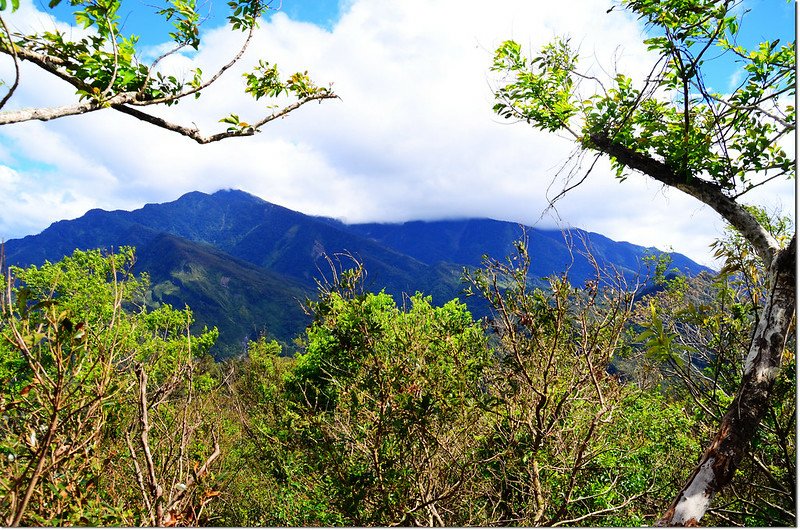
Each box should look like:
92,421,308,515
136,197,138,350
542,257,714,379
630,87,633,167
3,189,712,357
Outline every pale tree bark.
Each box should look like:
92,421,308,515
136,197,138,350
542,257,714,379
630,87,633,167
111,94,334,144
656,237,795,526
0,92,138,124
586,133,796,526
587,134,779,265
128,362,223,526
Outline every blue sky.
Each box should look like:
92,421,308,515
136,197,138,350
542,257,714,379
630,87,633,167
47,0,345,42
0,0,794,266
701,0,795,93
276,0,342,29
740,0,794,41
47,0,794,49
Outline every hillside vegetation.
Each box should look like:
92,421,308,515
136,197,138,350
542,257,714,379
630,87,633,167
0,224,793,525
0,0,793,523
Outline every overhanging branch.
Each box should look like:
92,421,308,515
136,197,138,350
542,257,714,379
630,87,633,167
112,91,338,144
0,91,137,124
587,133,779,264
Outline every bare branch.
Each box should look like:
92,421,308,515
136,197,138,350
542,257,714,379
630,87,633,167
10,401,60,526
111,91,337,144
101,14,121,97
135,364,164,526
125,429,154,517
552,490,644,527
0,15,20,110
707,91,795,130
142,22,258,105
545,151,602,213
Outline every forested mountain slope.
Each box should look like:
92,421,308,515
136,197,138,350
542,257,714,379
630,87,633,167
3,189,711,357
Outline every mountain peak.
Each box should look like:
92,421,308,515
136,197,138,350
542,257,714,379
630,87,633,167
3,190,712,357
170,188,268,207
209,188,265,201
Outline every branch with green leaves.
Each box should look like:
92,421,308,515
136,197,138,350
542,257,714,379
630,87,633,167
0,0,336,142
491,0,794,225
490,1,795,526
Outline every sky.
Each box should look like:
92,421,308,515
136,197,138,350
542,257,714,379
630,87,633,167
0,0,795,267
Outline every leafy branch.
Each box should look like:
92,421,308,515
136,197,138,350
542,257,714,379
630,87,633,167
0,0,336,142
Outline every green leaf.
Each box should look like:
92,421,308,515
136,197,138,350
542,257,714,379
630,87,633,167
219,113,240,125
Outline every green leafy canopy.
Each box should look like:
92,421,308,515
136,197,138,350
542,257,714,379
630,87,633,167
0,0,336,142
491,0,795,189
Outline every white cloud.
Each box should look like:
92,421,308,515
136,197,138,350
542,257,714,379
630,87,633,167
0,0,793,268
0,163,97,238
0,165,20,187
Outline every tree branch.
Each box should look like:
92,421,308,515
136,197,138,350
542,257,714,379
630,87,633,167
1,45,85,91
0,15,20,110
0,92,137,125
141,21,258,105
111,91,337,144
125,429,154,517
707,91,795,131
587,133,779,264
135,364,164,526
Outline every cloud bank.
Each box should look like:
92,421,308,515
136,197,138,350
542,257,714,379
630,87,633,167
0,0,793,266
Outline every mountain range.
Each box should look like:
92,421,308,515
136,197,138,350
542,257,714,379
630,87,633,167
3,189,711,357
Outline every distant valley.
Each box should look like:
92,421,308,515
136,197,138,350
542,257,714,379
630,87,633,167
3,189,711,357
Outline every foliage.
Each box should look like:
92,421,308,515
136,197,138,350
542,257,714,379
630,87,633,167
205,246,708,527
0,0,336,141
492,1,794,190
491,0,795,524
621,215,796,525
463,239,698,525
0,249,140,525
110,305,222,527
1,242,764,526
0,248,223,526
710,206,794,306
210,336,344,526
283,264,494,526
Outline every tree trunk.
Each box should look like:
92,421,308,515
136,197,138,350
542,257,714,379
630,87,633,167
657,236,796,526
583,133,795,525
